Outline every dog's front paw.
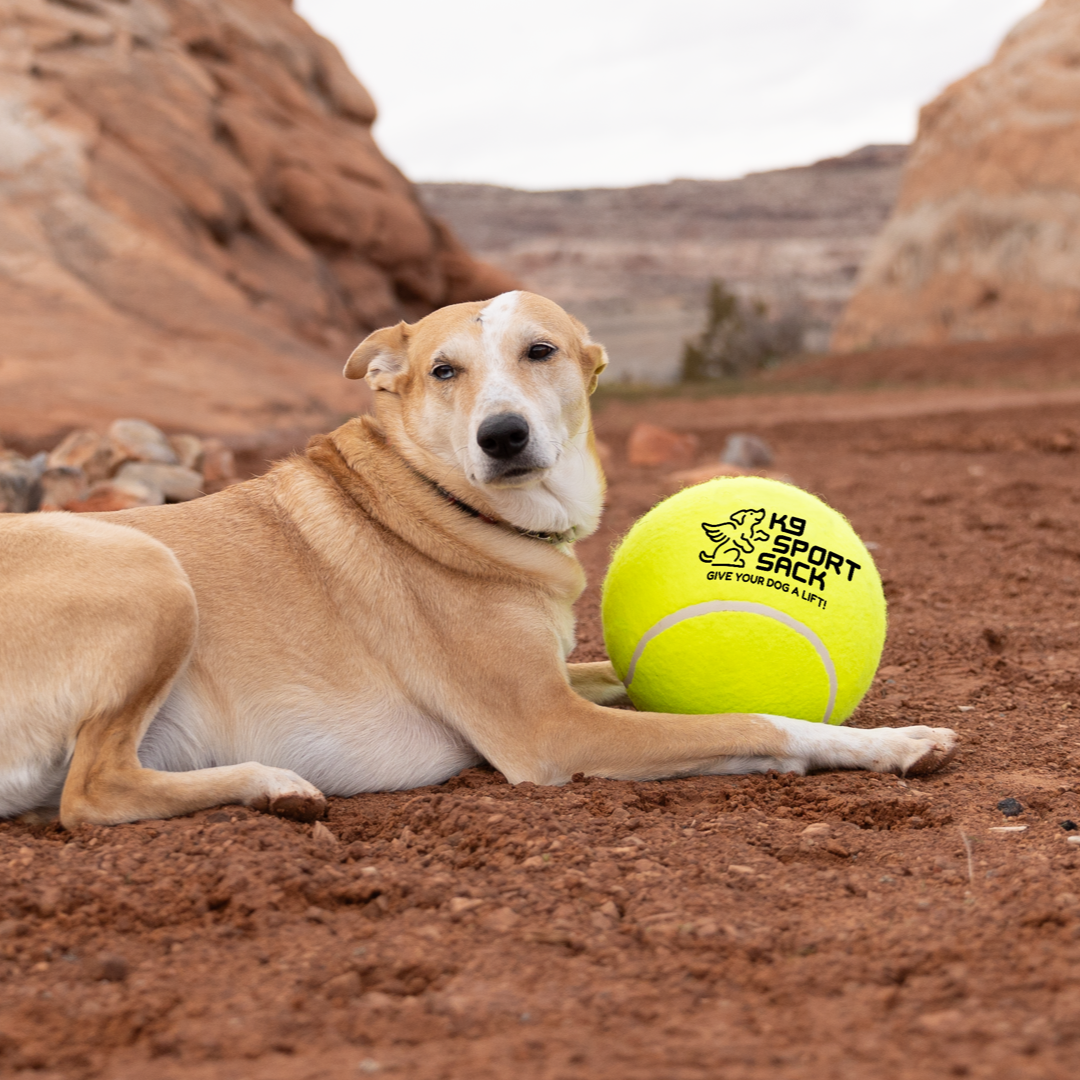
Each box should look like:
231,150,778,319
888,726,959,776
248,768,327,822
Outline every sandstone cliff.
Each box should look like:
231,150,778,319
420,146,906,381
0,0,514,445
833,0,1080,351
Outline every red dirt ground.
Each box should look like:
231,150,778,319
3,343,1080,1080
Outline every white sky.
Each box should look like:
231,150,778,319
295,0,1041,190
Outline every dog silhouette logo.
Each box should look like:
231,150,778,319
699,508,770,567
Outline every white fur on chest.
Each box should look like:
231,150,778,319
139,676,481,794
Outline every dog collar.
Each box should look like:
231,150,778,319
410,465,577,546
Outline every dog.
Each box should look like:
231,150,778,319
0,292,957,827
699,509,770,567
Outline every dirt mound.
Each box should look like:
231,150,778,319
3,376,1080,1078
834,0,1080,350
0,0,515,446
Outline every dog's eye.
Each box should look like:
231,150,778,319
430,363,456,380
526,342,555,361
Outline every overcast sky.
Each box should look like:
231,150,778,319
295,0,1041,190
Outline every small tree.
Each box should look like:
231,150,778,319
681,280,805,382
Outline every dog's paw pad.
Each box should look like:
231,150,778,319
248,769,327,821
267,791,327,822
902,728,959,776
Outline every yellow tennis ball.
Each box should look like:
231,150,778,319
601,476,886,724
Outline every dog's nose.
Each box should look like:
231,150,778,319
477,412,530,460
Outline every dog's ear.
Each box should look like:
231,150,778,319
583,342,608,395
344,323,410,391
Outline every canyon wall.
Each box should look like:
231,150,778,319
0,0,514,445
834,0,1080,352
421,146,906,382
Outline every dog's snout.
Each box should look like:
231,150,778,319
477,413,530,460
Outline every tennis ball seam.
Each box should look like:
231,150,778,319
623,600,839,723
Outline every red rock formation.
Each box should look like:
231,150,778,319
833,0,1080,351
0,0,515,445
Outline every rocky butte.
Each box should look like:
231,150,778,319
834,0,1080,351
0,0,514,448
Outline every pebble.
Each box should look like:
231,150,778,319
721,433,773,468
66,478,164,512
997,798,1023,817
200,438,237,492
47,429,116,481
89,952,128,982
116,462,203,502
168,433,204,472
38,466,88,511
0,451,45,512
107,418,178,465
1062,821,1078,831
626,422,699,468
1069,837,1080,845
311,821,338,846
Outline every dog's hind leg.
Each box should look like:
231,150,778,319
58,560,326,827
0,514,324,828
566,662,630,706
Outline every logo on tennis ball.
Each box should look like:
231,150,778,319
700,507,863,605
698,508,769,567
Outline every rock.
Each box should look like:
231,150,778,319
627,423,699,468
323,971,362,999
834,2,1080,350
311,821,338,847
39,467,89,512
107,420,178,467
480,907,521,933
116,463,203,503
0,453,45,513
200,439,238,493
1062,821,1078,831
168,435,205,473
997,798,1023,817
722,433,773,468
47,430,117,483
448,897,484,915
0,0,516,447
65,478,164,513
88,953,128,983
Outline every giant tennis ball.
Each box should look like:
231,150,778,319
601,476,885,723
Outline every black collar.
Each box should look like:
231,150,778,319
408,464,576,546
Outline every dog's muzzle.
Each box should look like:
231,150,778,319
477,412,530,461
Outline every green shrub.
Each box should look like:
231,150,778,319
681,280,805,381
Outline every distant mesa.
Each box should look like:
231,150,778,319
834,0,1080,351
421,145,908,383
0,0,516,447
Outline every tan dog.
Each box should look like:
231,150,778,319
0,292,957,827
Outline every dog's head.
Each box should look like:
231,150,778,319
344,291,608,539
729,508,766,532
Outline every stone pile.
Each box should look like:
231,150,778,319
0,420,236,515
